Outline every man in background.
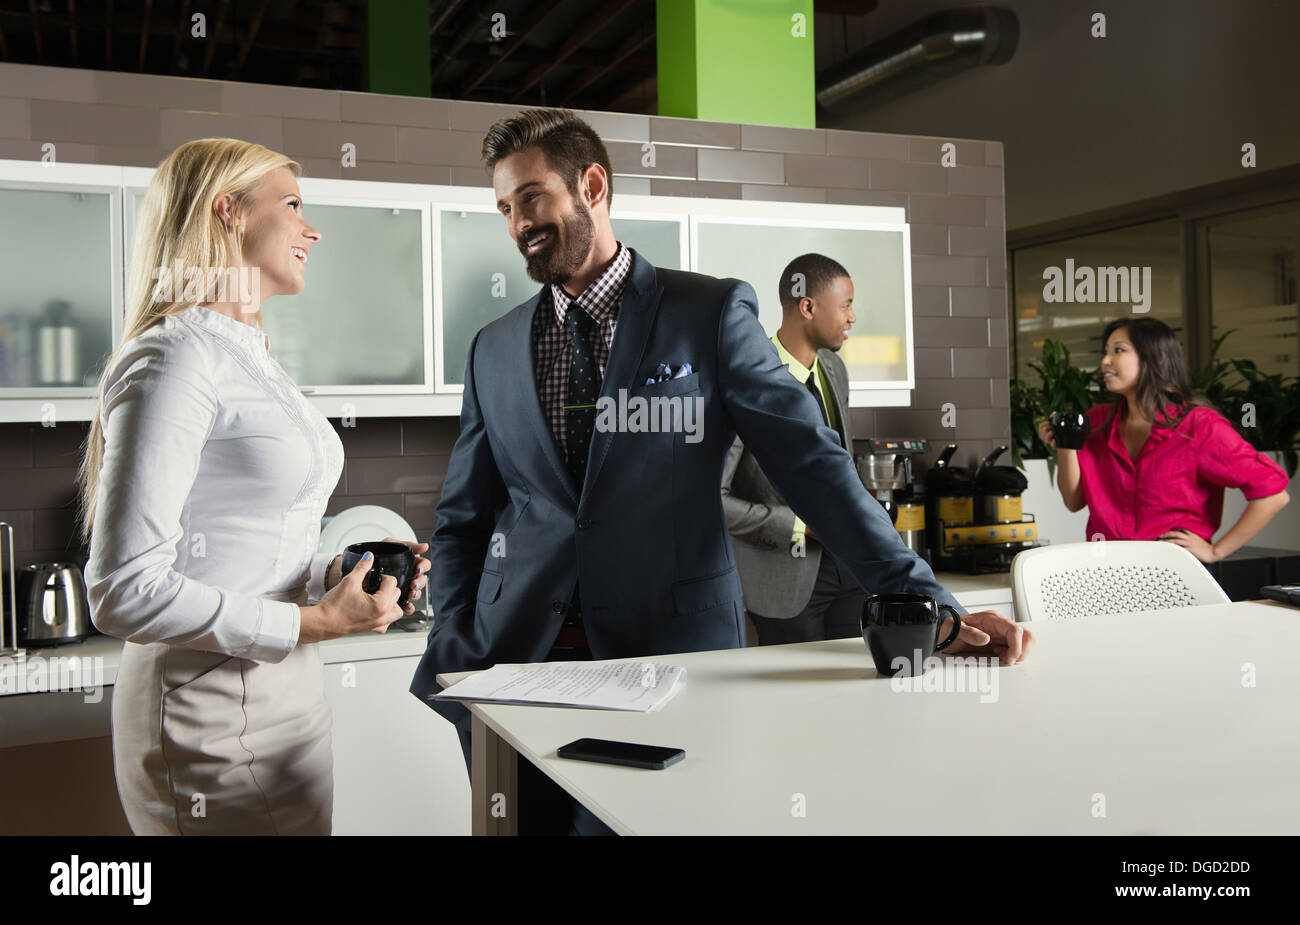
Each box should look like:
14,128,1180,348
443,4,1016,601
722,254,870,644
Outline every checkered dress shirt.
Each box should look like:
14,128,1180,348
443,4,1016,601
533,242,632,456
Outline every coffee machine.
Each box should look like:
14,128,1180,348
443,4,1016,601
924,444,1040,572
859,438,928,556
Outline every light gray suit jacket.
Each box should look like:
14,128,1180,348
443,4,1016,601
720,347,856,619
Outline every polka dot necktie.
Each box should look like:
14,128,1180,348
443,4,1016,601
564,304,601,487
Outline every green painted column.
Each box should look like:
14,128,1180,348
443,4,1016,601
657,0,815,127
364,0,431,97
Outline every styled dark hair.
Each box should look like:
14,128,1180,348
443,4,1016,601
1099,317,1202,429
779,253,851,313
481,108,614,209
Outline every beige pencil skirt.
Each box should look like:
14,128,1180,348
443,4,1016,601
111,639,333,835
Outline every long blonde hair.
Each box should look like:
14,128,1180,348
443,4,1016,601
76,138,302,544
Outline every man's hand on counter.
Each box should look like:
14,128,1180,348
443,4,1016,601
940,609,1034,665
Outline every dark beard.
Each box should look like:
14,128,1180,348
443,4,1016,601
520,202,595,285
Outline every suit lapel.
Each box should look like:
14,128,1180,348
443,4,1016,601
507,289,580,506
818,348,852,446
583,249,663,501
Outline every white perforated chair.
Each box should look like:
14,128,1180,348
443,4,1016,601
1011,541,1230,621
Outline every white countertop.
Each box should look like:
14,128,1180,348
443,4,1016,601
0,570,1011,698
0,621,437,748
0,620,433,696
932,569,1013,609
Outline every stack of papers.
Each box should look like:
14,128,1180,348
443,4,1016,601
433,660,687,712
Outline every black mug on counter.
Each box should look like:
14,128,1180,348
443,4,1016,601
340,541,416,609
862,592,962,677
1049,410,1090,450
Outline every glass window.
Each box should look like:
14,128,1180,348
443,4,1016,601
1206,204,1299,377
1012,219,1184,380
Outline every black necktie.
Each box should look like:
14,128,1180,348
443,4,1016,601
806,374,843,447
564,304,601,487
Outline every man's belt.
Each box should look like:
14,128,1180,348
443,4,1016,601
553,621,589,649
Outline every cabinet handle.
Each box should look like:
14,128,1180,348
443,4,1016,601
300,387,316,394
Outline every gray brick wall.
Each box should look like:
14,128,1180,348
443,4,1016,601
0,62,1011,568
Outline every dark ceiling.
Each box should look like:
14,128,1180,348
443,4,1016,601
0,0,878,112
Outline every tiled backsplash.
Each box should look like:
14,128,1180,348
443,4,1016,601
0,62,1010,567
0,417,456,570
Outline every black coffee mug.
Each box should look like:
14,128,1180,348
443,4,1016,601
340,541,415,608
1050,410,1090,450
862,592,962,677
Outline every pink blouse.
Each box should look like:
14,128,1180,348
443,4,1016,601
1076,402,1289,542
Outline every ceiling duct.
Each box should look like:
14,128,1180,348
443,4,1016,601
816,6,1019,112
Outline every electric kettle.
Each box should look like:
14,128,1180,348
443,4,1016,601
17,562,95,647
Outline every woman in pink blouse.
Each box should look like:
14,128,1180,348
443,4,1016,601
1038,318,1290,563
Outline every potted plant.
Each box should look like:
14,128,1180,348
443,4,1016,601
1193,329,1300,478
1009,339,1104,472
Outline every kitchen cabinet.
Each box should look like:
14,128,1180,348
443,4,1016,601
2,159,917,420
0,629,473,835
127,173,442,416
436,208,685,388
321,655,470,835
692,206,913,405
435,208,541,389
0,161,124,422
264,199,430,392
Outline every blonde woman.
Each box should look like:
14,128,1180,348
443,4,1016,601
80,138,429,835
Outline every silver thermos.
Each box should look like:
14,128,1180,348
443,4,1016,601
36,299,81,387
0,522,18,654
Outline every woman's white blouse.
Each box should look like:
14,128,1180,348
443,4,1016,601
84,306,344,663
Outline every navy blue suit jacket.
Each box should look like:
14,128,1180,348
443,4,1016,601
409,248,963,725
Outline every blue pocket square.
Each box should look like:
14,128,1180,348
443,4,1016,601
645,361,693,385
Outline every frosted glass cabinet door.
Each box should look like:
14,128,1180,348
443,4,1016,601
0,186,119,390
438,210,537,387
611,217,683,271
694,220,911,385
265,203,427,388
438,212,684,387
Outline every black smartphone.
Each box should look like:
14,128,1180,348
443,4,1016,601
557,738,685,770
1260,585,1300,607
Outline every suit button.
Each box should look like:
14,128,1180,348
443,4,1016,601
577,518,591,529
552,601,564,613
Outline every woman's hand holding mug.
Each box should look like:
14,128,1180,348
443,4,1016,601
324,539,430,616
300,551,403,643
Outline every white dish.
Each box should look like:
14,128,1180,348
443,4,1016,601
318,504,419,555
